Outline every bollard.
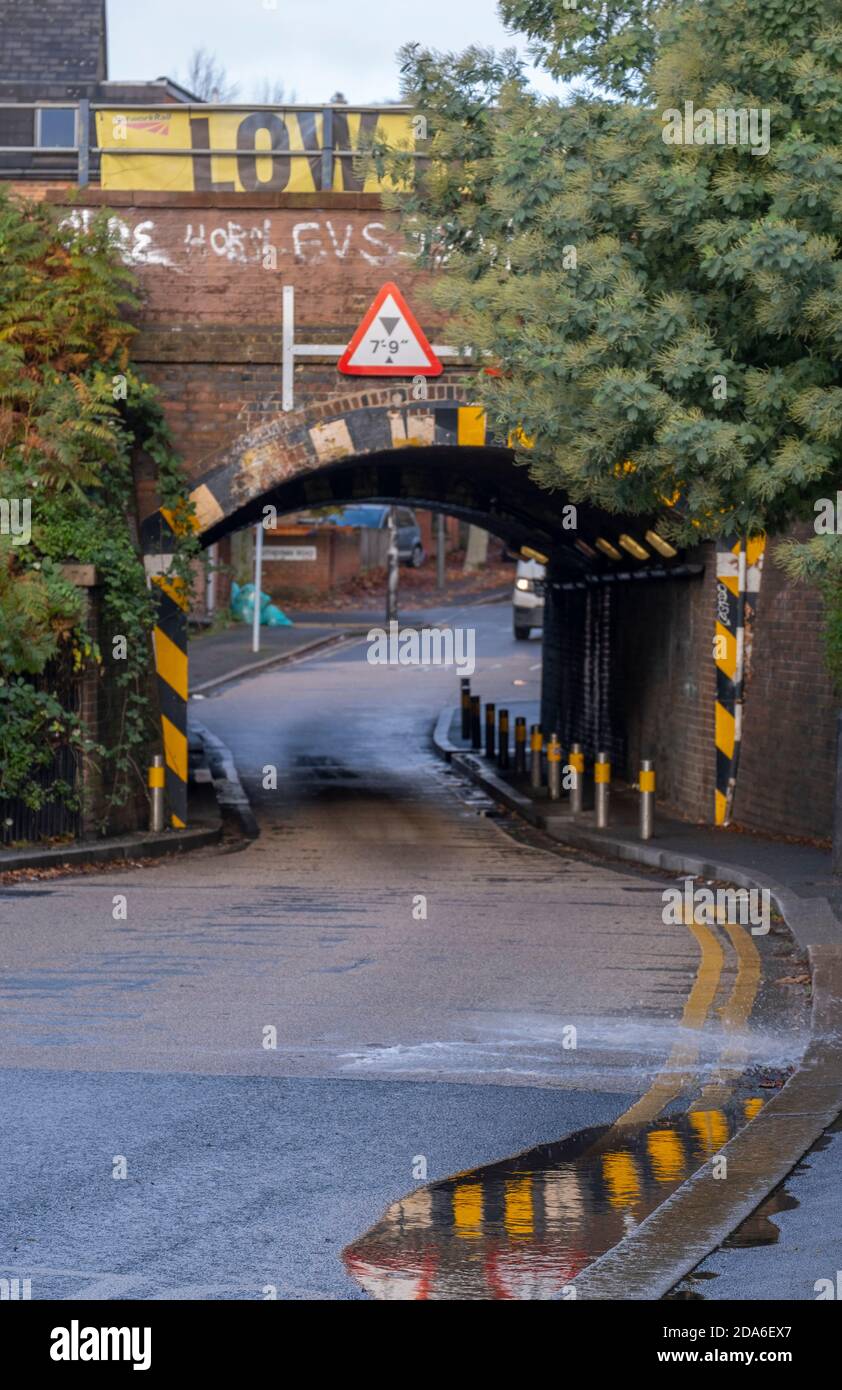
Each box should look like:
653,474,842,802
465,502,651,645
470,695,482,751
547,732,562,801
498,709,510,770
461,678,471,740
148,754,165,833
530,725,543,791
514,717,527,775
485,702,496,759
640,759,655,840
595,750,611,828
569,742,584,814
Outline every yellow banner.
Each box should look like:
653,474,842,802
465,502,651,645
95,109,414,194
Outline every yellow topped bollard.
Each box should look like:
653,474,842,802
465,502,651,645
547,733,563,801
514,716,527,775
460,678,471,740
639,759,655,840
595,750,611,828
148,754,165,833
569,742,584,815
530,725,543,791
498,708,510,770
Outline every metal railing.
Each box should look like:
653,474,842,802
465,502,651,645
0,659,83,846
0,101,421,189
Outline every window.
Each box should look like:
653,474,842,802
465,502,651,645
37,107,77,149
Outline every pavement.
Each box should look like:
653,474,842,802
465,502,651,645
435,702,842,951
670,1117,842,1302
433,681,842,1301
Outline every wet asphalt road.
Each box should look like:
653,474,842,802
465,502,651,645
0,601,805,1299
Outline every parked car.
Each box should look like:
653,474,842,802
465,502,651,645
323,504,426,567
513,558,545,639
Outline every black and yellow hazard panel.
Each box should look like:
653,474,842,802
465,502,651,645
141,505,196,830
714,536,765,826
714,539,740,825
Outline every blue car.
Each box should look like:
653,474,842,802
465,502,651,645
322,504,426,567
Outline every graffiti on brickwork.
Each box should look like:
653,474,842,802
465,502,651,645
181,218,406,267
59,211,412,273
59,210,175,268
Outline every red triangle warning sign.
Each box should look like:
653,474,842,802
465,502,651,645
338,282,442,377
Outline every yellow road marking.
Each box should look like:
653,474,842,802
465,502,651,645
609,917,724,1132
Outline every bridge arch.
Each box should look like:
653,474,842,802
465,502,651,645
140,390,688,829
146,388,656,573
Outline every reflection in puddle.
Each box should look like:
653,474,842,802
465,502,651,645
343,1100,764,1300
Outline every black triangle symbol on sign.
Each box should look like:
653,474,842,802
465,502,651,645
379,316,400,335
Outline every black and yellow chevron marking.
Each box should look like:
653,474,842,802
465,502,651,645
141,506,194,831
151,575,189,829
714,536,765,826
714,539,740,826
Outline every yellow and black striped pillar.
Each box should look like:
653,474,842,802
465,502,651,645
141,507,192,830
714,536,765,825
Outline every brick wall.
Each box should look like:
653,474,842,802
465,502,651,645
611,551,716,820
605,536,837,839
734,529,837,839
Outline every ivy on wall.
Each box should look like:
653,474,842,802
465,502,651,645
0,189,197,825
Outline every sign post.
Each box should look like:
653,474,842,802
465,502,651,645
252,522,264,655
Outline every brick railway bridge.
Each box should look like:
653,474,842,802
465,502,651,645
5,90,836,844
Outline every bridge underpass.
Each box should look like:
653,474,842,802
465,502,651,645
140,398,691,829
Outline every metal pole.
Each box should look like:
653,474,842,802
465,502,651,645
530,725,543,791
321,105,334,193
436,512,446,590
595,749,611,828
485,703,495,759
498,709,510,770
470,696,482,751
77,98,90,187
461,679,471,740
640,759,655,840
514,716,527,775
252,522,264,654
205,541,218,618
148,754,165,833
547,733,562,801
386,508,399,624
569,742,584,814
282,285,294,412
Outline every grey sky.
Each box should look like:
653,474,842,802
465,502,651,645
106,0,558,103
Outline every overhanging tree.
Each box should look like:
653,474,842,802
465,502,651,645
383,0,842,608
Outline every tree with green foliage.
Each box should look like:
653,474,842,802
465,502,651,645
382,0,842,626
0,190,196,822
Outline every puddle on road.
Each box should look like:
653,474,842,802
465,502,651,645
343,1098,766,1300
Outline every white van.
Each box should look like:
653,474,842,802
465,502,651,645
513,558,545,640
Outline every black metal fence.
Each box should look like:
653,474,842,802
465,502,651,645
0,660,84,848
